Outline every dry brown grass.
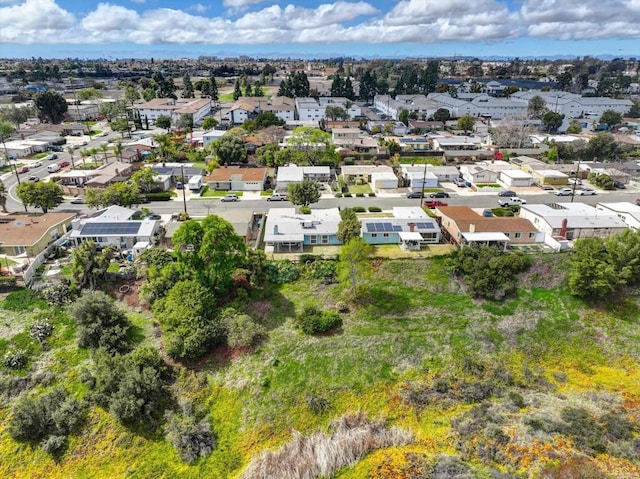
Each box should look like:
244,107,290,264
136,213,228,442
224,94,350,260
242,412,413,479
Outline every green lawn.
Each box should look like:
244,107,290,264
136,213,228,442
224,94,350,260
348,183,373,195
200,187,244,198
398,156,444,165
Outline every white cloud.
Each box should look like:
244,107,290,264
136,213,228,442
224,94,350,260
1,0,640,47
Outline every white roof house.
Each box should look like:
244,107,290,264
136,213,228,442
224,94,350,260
499,169,535,187
519,202,628,240
596,202,640,231
202,129,226,147
275,165,331,190
264,207,342,252
371,171,399,189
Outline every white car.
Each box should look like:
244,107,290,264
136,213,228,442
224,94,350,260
555,188,574,196
220,194,239,202
578,188,597,196
498,196,527,207
32,161,42,168
568,178,582,185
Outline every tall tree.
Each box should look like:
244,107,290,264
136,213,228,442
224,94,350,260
287,127,334,165
0,120,15,162
209,72,219,102
287,178,321,207
154,116,171,130
0,180,7,213
330,75,344,97
211,135,247,164
599,109,623,128
124,86,140,106
527,95,546,119
338,237,371,300
337,208,361,244
85,182,140,208
0,105,33,128
457,114,476,134
182,74,194,98
233,79,242,101
151,71,177,99
358,70,377,103
542,111,564,133
16,181,63,213
33,91,68,123
586,132,617,161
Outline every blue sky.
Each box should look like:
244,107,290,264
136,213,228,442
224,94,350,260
1,0,639,59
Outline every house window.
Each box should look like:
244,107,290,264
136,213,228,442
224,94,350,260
383,233,389,237
515,232,521,239
371,233,377,238
529,232,536,238
504,232,510,238
321,235,329,244
310,235,317,245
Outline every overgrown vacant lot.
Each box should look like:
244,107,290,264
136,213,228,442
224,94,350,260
1,255,640,478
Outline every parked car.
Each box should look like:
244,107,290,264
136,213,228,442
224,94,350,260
482,209,494,217
17,166,29,174
636,198,640,206
221,194,239,202
452,177,467,187
613,181,626,189
266,193,288,201
32,161,42,168
147,214,161,220
497,190,517,197
555,188,574,196
51,145,64,152
58,161,70,168
139,196,150,204
429,191,450,198
498,197,527,207
424,200,448,208
27,176,39,182
176,182,183,190
406,191,424,199
577,188,597,196
568,178,582,185
70,196,85,204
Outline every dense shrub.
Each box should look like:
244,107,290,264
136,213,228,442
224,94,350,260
222,309,265,349
355,192,364,197
165,412,216,464
368,192,376,197
9,388,84,455
264,260,300,284
343,193,352,197
296,306,343,335
308,260,337,283
0,276,18,291
68,291,130,353
351,206,366,213
300,206,311,214
40,281,75,306
334,193,343,198
29,318,53,343
368,206,382,212
144,192,173,201
3,348,28,369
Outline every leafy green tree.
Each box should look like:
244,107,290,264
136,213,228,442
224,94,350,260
77,88,103,102
140,261,193,306
202,117,218,130
586,132,617,161
209,72,219,101
211,135,247,164
256,142,282,167
151,71,177,99
287,127,334,165
16,181,64,213
433,108,451,122
33,91,68,123
599,109,623,128
0,180,8,213
527,95,546,119
398,109,410,126
139,248,176,277
0,105,33,128
69,290,130,352
88,347,170,426
70,241,116,290
337,208,361,244
288,178,321,207
568,237,624,299
295,305,342,335
155,115,171,130
338,237,371,300
566,121,583,134
142,88,156,102
325,106,349,121
131,166,158,194
153,280,222,360
457,114,476,134
222,308,265,349
233,79,242,101
85,182,140,208
99,101,125,123
111,118,130,137
358,70,377,102
124,86,140,106
165,410,216,464
182,73,194,98
627,100,640,118
542,110,564,133
254,111,285,129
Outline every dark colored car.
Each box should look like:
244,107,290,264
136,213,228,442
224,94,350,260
406,191,424,199
147,214,161,220
58,161,70,168
17,166,29,174
613,181,626,189
27,176,39,182
429,191,450,198
636,198,640,206
498,190,517,197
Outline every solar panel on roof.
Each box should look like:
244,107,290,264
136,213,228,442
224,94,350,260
81,222,141,236
383,223,393,231
393,225,402,231
424,223,435,229
365,224,375,232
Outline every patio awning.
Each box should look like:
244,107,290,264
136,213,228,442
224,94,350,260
398,231,423,241
461,232,510,242
264,233,304,242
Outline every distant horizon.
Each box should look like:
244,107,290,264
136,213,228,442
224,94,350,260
1,0,639,61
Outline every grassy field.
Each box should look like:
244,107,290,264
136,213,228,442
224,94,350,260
1,255,639,478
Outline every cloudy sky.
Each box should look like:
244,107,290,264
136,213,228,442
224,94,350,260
1,0,639,59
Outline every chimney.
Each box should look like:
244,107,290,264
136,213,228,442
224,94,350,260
273,225,279,235
560,218,568,238
469,223,475,232
408,223,415,232
115,169,119,175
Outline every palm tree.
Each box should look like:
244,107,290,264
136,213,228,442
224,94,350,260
89,147,99,164
99,143,109,164
152,133,171,160
113,141,124,161
66,146,76,168
79,149,89,167
0,180,8,213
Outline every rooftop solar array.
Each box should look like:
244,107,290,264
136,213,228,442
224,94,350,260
415,222,435,230
80,222,141,236
365,222,405,233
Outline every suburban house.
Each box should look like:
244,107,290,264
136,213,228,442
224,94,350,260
398,136,431,151
596,202,640,231
460,165,500,185
529,169,570,186
0,213,75,257
519,203,628,240
361,207,441,250
275,165,332,191
499,170,535,188
260,97,296,122
341,165,399,189
228,100,258,124
150,164,206,184
202,129,227,147
164,209,256,247
435,206,542,250
205,167,268,191
264,207,342,253
584,166,631,185
58,161,134,193
69,205,161,252
432,136,483,151
295,98,325,122
134,98,212,126
318,97,361,118
399,165,439,189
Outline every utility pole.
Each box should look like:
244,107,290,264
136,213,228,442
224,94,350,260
420,160,428,206
181,164,187,215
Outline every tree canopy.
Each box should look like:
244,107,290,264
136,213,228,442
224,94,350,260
287,127,337,165
16,181,64,213
211,135,247,165
85,181,140,208
457,114,476,134
338,237,371,300
337,208,361,244
33,91,68,124
599,109,623,128
287,178,321,207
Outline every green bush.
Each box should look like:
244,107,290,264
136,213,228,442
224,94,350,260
368,192,376,197
3,348,28,369
264,261,300,284
165,412,216,464
343,193,352,197
0,276,17,291
145,192,173,201
368,206,382,212
296,306,343,335
300,206,311,214
308,260,337,283
222,310,265,349
351,206,366,213
334,193,343,198
41,281,75,306
29,318,53,344
356,193,365,197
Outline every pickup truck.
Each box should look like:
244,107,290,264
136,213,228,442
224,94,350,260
266,193,288,201
498,197,527,207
